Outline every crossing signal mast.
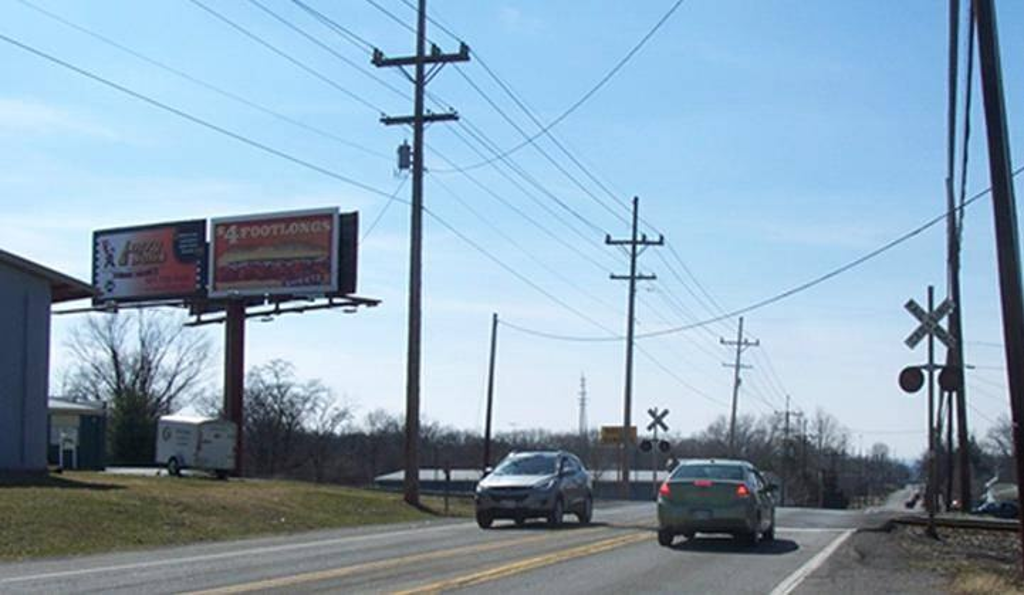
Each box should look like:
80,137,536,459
372,0,469,506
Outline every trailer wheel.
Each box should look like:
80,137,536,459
167,457,182,477
215,470,229,481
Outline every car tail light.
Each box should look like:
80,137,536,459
736,484,750,498
659,482,671,498
693,479,713,488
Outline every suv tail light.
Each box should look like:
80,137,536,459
736,484,750,498
659,482,671,498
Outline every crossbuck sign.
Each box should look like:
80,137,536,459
904,298,955,349
647,407,669,433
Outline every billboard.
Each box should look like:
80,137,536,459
92,220,206,304
209,208,340,298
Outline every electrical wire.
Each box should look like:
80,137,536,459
187,0,387,115
0,30,398,200
15,0,391,161
498,165,1024,342
361,177,409,241
291,0,376,54
432,0,688,173
247,0,411,101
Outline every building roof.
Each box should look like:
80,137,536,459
0,249,93,303
49,397,107,415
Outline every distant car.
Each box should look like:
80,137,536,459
474,451,593,528
656,459,777,547
973,501,1019,519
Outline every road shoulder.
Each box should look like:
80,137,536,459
791,527,947,595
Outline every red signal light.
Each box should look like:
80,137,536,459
659,482,671,498
736,484,750,498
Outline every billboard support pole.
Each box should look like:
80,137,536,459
224,300,245,476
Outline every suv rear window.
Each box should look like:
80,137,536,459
671,464,745,481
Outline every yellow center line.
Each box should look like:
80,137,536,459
185,527,609,595
392,531,651,595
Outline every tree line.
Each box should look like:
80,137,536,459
62,312,1015,508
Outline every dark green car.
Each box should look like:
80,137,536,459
656,459,777,547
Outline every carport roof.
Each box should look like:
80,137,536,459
0,248,93,303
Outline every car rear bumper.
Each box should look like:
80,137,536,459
657,498,757,534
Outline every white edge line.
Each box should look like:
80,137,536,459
0,521,473,585
768,528,855,595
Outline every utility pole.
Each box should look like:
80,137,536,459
974,0,1024,571
944,0,972,512
578,373,588,439
721,317,759,455
607,196,663,499
373,0,469,506
482,313,498,472
775,396,801,506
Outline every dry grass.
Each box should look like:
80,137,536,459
0,472,470,561
952,570,1024,595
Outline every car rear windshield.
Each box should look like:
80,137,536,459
671,464,745,481
493,454,557,476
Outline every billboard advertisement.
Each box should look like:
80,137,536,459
92,220,206,304
209,208,340,297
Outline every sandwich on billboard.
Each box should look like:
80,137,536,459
92,220,207,304
209,208,343,298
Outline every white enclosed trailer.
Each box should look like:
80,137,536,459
156,414,236,477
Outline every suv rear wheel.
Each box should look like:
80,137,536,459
476,511,493,529
576,495,593,525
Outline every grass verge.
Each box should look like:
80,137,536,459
0,472,471,561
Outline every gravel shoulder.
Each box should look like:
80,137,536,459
794,522,1024,595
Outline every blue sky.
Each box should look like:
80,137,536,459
3,1,1022,459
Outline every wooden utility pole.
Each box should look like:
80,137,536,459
722,317,759,455
607,196,663,499
944,0,972,512
482,313,498,471
974,0,1024,572
373,0,469,505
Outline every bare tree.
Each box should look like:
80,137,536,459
63,311,212,464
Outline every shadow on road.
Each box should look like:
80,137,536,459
488,521,612,531
670,536,799,555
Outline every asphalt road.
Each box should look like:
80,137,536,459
0,503,883,594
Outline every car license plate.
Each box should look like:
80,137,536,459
692,509,712,520
497,499,518,509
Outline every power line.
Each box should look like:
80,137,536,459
499,166,1024,342
364,0,417,35
361,177,409,241
290,0,376,54
15,0,391,161
432,0,688,172
247,0,410,100
0,30,398,200
187,0,386,114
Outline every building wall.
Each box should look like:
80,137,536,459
0,264,51,472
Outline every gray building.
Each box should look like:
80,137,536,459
0,249,92,473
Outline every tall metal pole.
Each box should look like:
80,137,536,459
483,312,498,471
224,301,245,476
974,0,1024,571
927,285,938,538
373,0,468,506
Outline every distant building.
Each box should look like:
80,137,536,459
0,249,92,473
48,397,108,470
